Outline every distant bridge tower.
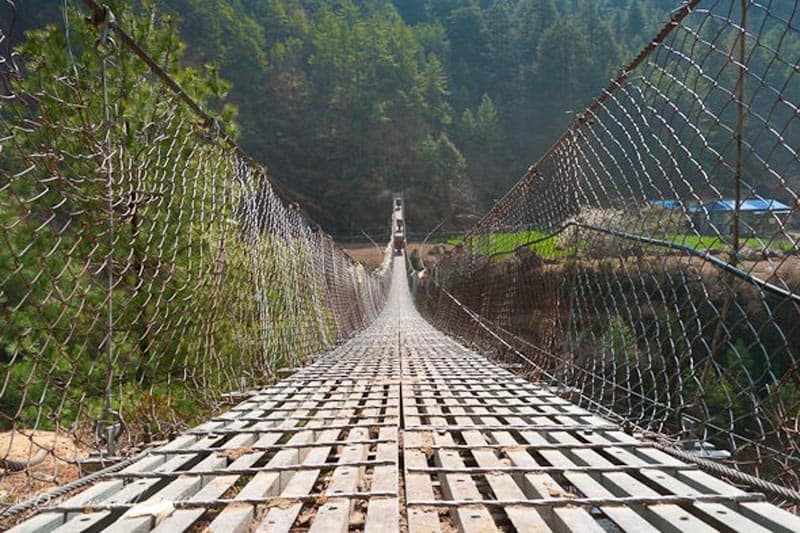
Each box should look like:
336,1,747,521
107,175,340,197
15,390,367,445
392,192,405,254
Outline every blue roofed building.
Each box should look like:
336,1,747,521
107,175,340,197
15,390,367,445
649,198,792,236
649,199,684,210
701,199,791,213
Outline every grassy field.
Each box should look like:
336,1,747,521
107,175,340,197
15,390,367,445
668,234,756,251
664,234,796,254
443,230,795,258
442,229,579,258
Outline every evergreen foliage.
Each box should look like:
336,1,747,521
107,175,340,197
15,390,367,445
13,0,674,232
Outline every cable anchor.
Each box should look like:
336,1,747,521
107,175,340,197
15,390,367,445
95,408,124,456
89,4,116,56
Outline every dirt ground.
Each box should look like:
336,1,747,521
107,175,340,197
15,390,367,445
0,430,90,506
341,242,453,269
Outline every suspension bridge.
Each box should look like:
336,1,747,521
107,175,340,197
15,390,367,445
2,0,800,531
4,253,800,532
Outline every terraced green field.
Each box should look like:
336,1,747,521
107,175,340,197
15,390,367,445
443,230,794,258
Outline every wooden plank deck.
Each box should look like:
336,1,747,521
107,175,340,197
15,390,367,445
8,256,800,532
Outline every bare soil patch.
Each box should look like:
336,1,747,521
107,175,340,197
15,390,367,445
0,430,90,506
342,242,453,269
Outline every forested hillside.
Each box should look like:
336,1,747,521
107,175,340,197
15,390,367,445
13,0,677,233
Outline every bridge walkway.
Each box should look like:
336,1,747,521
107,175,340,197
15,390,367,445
9,256,800,532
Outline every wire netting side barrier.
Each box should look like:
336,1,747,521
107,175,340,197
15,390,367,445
418,0,800,503
0,1,390,506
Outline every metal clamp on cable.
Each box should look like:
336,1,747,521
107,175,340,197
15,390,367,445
94,407,124,456
89,4,116,56
209,117,222,136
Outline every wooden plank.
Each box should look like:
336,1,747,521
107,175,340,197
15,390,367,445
254,428,341,532
454,403,551,532
494,430,606,532
48,478,161,533
637,469,773,533
148,455,228,532
554,438,668,532
405,431,442,533
603,472,718,532
106,476,201,532
159,434,199,451
669,469,800,532
582,431,775,532
234,430,313,499
563,472,660,532
429,394,499,532
52,452,197,532
573,432,714,531
48,512,113,533
206,404,315,532
6,513,66,533
4,480,121,531
364,425,399,532
308,416,371,531
256,382,359,533
151,413,300,533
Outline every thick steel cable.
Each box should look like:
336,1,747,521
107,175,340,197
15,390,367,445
653,443,800,505
0,450,149,522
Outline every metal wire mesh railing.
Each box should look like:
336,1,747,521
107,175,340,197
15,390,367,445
419,0,800,503
0,0,389,505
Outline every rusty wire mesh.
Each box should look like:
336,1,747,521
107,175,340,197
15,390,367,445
419,0,800,500
0,1,389,505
